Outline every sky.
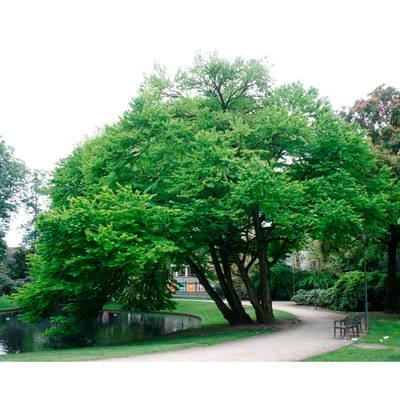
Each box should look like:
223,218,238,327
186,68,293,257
1,0,400,246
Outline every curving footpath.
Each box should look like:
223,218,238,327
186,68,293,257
96,301,352,362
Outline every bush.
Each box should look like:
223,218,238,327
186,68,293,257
0,273,32,296
0,273,14,296
330,271,387,312
290,269,388,311
317,287,335,307
249,263,296,300
291,288,333,308
291,289,312,305
330,272,364,311
367,271,387,311
270,264,294,300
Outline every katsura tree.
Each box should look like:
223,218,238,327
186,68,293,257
13,187,180,335
13,53,390,334
343,84,400,313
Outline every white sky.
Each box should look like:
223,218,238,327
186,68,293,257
1,0,400,246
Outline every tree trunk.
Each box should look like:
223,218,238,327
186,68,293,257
209,243,253,324
185,257,245,325
232,251,266,323
252,212,275,324
217,245,253,324
385,225,400,313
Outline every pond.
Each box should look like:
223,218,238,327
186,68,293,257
0,309,201,355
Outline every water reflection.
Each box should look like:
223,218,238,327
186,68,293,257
0,310,200,355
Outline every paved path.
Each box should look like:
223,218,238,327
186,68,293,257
96,301,352,362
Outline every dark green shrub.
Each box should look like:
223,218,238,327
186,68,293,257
291,288,317,306
291,289,308,305
330,272,364,311
270,264,294,300
13,276,33,290
330,271,388,312
0,273,14,296
0,273,32,296
250,263,296,300
317,287,334,307
365,271,387,311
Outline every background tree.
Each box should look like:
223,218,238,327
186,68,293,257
19,169,49,247
13,53,392,333
343,84,400,313
0,136,27,260
0,247,33,296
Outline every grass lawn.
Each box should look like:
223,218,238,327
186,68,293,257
303,312,400,362
0,298,295,362
0,296,16,310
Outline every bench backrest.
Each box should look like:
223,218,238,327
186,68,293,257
346,315,356,326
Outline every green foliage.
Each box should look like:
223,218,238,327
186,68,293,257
367,271,388,310
330,272,365,311
0,247,32,280
330,271,388,311
249,263,294,300
344,84,400,160
292,271,388,311
0,273,32,296
0,248,33,296
317,287,335,308
176,51,272,112
0,137,27,258
0,273,14,296
14,52,394,333
12,187,180,335
269,264,294,300
295,270,339,291
291,288,334,307
343,85,400,313
19,169,49,247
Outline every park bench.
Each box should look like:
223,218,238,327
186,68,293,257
334,313,362,339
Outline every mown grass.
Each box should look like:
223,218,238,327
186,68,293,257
303,312,400,362
0,296,15,310
0,299,295,362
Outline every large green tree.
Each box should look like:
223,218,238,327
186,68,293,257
14,187,179,334
13,53,390,333
343,84,400,313
0,136,27,259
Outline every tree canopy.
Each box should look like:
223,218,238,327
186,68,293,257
343,84,400,313
12,53,392,334
0,136,27,259
343,85,400,160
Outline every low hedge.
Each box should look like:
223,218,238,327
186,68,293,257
290,288,334,308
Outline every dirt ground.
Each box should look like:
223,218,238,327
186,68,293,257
95,301,353,362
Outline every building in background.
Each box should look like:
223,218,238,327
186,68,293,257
171,266,208,296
